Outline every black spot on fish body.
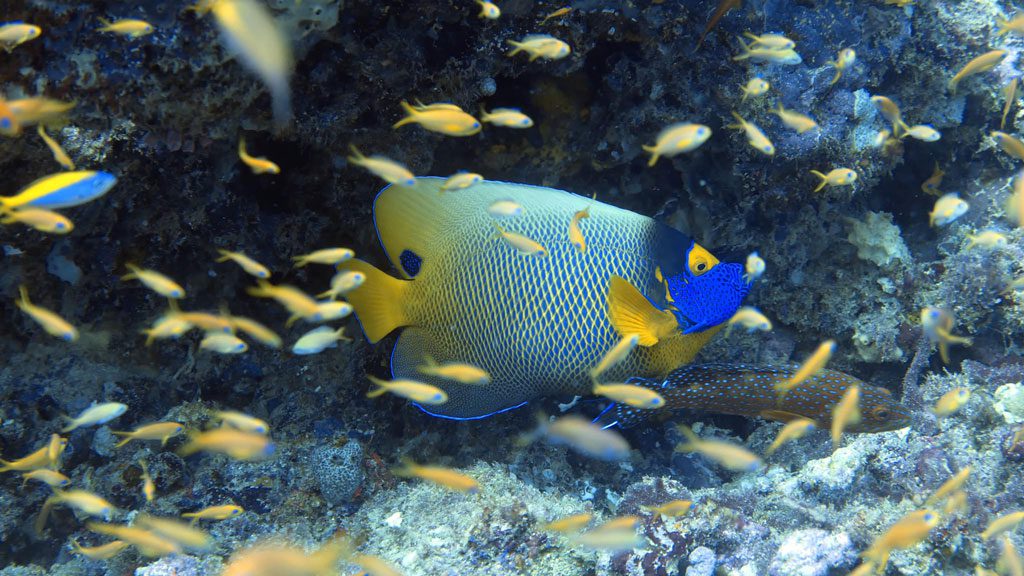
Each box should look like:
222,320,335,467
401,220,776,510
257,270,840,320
400,249,422,277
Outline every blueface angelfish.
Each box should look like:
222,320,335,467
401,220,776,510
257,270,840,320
339,178,750,419
595,363,911,432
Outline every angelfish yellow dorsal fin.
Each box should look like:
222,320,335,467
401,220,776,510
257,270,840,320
606,275,678,347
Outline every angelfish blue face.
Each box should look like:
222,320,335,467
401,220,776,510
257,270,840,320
664,242,749,334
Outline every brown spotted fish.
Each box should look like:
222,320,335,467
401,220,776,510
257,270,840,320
596,363,911,432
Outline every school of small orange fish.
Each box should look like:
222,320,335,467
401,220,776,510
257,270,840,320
3,2,1024,575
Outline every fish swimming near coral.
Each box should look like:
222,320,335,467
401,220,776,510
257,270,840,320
0,171,117,210
339,178,749,419
595,363,911,432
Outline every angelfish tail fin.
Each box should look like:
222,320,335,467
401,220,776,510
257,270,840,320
336,260,412,343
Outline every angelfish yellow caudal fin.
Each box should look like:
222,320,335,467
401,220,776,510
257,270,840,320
606,275,678,347
336,260,412,343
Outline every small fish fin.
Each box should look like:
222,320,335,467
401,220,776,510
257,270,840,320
214,249,233,263
935,325,971,345
728,110,745,129
674,424,700,450
506,39,524,55
110,430,132,448
35,495,56,534
166,299,182,314
59,416,77,433
758,409,810,423
894,119,910,137
346,144,367,163
809,170,828,192
938,341,950,364
730,36,751,60
392,102,419,129
16,285,30,306
418,355,439,371
997,17,1009,35
120,262,142,280
97,16,112,28
490,222,506,240
391,456,418,477
365,375,390,398
335,259,411,343
606,275,678,347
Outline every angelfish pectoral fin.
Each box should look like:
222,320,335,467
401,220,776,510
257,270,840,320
606,275,679,347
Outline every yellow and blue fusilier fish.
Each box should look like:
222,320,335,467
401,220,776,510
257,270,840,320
594,363,911,432
338,178,750,419
0,171,117,210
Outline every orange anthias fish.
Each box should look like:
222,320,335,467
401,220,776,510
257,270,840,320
596,363,911,433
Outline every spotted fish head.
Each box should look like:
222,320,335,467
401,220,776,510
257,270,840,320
853,387,912,432
665,242,750,334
